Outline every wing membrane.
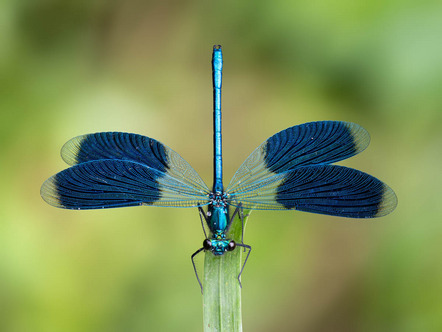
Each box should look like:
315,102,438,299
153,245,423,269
61,132,209,194
226,165,397,218
41,159,210,209
227,121,369,194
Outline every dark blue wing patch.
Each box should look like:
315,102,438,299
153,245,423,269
275,165,397,218
41,160,163,209
61,132,170,173
41,159,210,210
263,121,369,173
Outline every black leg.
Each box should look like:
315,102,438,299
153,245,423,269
229,204,245,247
191,247,205,294
235,243,252,288
198,206,208,239
231,203,246,250
229,205,240,226
239,204,245,247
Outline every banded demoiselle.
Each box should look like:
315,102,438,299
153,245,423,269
41,45,397,291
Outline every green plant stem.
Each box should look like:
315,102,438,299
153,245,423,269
202,209,251,332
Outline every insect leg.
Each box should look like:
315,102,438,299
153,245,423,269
191,247,205,294
239,204,245,247
198,206,208,239
228,204,246,249
235,243,252,288
229,204,243,240
229,205,240,224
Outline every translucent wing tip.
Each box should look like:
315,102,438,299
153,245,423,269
61,134,86,166
373,183,398,217
40,176,64,209
342,122,371,154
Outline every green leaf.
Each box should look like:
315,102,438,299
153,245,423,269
202,209,251,332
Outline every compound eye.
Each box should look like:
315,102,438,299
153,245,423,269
203,239,212,250
227,241,236,251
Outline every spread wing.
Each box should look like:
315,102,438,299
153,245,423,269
41,132,210,209
226,164,397,218
227,121,370,194
226,122,396,218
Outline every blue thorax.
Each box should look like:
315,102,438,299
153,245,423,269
205,191,232,255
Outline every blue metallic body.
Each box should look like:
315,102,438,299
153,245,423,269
212,45,223,194
205,46,241,258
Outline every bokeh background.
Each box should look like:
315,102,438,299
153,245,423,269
1,1,441,331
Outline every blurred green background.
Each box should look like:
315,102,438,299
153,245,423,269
1,1,441,331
